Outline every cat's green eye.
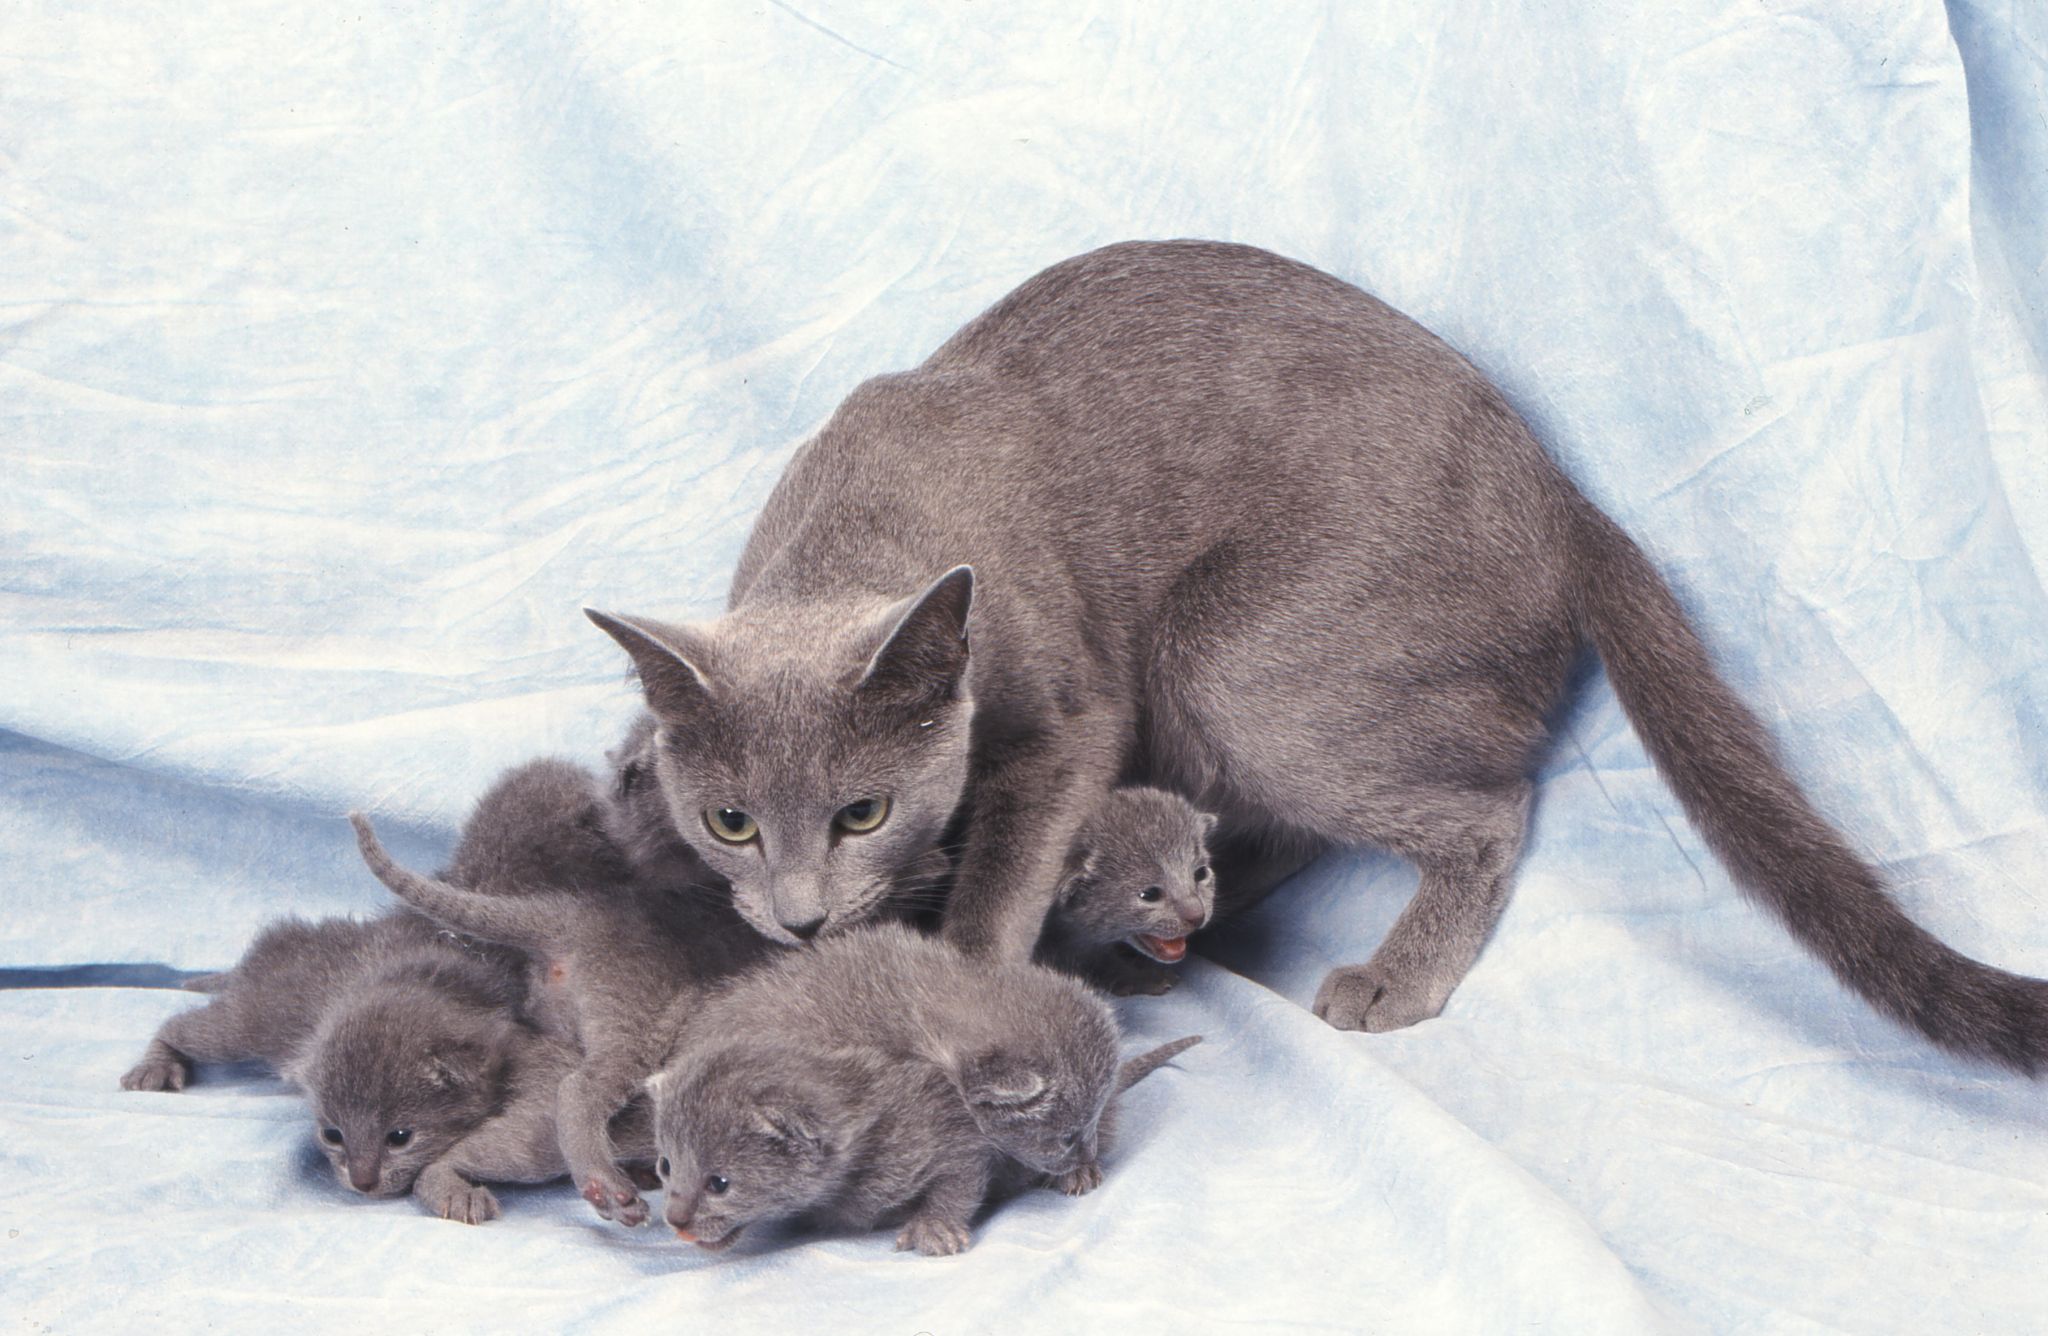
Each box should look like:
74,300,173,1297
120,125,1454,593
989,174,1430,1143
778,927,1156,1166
705,808,759,844
834,797,889,834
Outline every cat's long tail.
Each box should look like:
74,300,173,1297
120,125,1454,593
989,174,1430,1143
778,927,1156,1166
1567,497,2048,1073
1116,1035,1202,1093
348,813,567,955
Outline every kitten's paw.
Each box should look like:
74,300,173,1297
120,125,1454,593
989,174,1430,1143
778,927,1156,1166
430,1180,501,1226
1312,963,1443,1034
896,1216,972,1256
1052,1161,1104,1197
580,1172,647,1226
1103,958,1180,997
119,1052,189,1092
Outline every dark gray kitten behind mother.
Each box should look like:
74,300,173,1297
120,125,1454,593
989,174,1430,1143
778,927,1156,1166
588,240,2048,1071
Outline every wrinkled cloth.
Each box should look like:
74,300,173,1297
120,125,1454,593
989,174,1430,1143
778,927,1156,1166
3,2,2045,1331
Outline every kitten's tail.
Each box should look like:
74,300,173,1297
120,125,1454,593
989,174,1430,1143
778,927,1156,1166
1566,497,2048,1073
348,812,568,955
1116,1035,1202,1093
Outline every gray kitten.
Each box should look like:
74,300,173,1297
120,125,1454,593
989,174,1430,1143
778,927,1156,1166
649,1032,1202,1255
350,811,770,1226
585,240,2048,1071
1040,784,1217,996
119,913,581,1222
442,756,640,893
669,922,1124,1191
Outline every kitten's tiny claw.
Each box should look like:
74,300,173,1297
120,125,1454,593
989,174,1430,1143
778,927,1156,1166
1052,1161,1104,1197
582,1174,646,1225
432,1181,501,1226
119,1054,190,1092
896,1216,972,1256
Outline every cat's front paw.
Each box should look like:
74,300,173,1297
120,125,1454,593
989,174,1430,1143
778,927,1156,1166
580,1171,647,1226
429,1179,501,1226
1051,1161,1103,1196
119,1051,189,1092
1312,963,1443,1033
896,1215,973,1256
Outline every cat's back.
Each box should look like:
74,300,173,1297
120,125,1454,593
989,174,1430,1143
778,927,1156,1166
449,756,634,892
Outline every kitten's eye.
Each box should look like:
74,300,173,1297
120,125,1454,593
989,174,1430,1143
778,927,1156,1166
657,1157,671,1180
321,1127,344,1146
705,1174,730,1196
1060,1132,1078,1149
385,1128,412,1148
704,808,759,844
833,797,889,833
1193,865,1211,883
1138,886,1164,903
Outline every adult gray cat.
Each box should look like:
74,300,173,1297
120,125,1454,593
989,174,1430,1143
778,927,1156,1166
588,240,2048,1070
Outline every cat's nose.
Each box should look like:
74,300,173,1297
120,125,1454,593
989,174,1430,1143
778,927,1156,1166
347,1159,380,1193
1179,905,1208,930
783,915,826,941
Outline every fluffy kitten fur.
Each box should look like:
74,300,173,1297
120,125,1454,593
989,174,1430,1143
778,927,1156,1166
663,922,1123,1189
1040,784,1217,996
585,239,2048,1071
119,912,583,1222
649,1032,1202,1255
350,808,769,1227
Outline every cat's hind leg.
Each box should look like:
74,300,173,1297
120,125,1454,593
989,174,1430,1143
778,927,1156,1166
1312,782,1530,1033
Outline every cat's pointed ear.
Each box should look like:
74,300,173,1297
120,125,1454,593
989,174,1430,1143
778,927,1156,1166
856,566,974,709
424,1033,508,1093
586,610,717,719
957,1050,1048,1109
1197,812,1219,843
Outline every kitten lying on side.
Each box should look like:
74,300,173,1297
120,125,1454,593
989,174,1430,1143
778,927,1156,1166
1039,785,1217,996
119,912,590,1223
666,922,1128,1193
350,809,772,1227
649,1032,1202,1255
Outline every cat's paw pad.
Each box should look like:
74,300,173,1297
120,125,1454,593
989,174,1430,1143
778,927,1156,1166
1312,963,1442,1033
432,1181,501,1226
119,1053,189,1092
896,1216,972,1256
1052,1161,1104,1196
581,1173,647,1226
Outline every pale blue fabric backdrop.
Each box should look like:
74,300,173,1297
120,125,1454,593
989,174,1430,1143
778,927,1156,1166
4,2,2044,1330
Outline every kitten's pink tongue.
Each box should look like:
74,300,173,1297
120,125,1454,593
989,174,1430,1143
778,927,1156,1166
1136,934,1187,963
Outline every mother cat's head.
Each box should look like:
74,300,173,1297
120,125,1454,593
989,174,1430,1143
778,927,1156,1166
587,566,975,945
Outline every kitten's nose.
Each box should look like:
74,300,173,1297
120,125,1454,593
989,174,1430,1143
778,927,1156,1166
783,915,826,941
347,1158,380,1193
1179,905,1207,930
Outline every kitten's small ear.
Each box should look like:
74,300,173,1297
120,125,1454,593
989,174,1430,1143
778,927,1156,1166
957,1051,1048,1109
1057,850,1099,906
856,566,974,709
1197,812,1219,842
757,1104,826,1155
586,610,717,719
424,1035,505,1093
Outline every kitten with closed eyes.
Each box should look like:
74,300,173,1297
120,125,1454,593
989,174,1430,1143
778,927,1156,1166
118,912,596,1222
1040,785,1218,996
665,922,1127,1193
648,1032,1201,1255
349,809,771,1227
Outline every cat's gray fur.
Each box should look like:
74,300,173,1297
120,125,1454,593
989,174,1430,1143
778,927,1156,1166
665,923,1124,1189
585,239,2048,1071
1039,784,1217,996
118,912,596,1222
649,1031,1202,1254
350,810,769,1226
648,1037,1004,1255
